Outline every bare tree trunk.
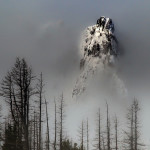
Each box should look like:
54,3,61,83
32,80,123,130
54,100,57,150
33,111,36,150
79,121,84,150
98,109,102,150
93,108,102,150
45,99,50,150
81,121,84,150
37,73,44,150
36,114,39,150
29,118,33,150
114,116,118,150
133,99,140,150
59,94,65,150
87,118,89,150
106,102,110,150
131,105,134,150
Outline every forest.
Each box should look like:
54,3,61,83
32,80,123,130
0,58,144,150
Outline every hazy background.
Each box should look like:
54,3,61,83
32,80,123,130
0,0,150,148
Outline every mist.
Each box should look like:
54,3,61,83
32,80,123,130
0,0,150,148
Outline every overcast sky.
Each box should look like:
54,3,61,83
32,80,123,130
1,0,150,148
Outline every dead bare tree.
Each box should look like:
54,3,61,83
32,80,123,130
45,99,50,150
78,120,85,150
36,113,39,150
123,102,134,150
36,72,45,150
54,100,57,150
124,99,143,150
29,116,33,150
31,109,39,150
93,108,102,150
0,58,35,150
133,99,140,150
106,102,111,150
0,105,2,150
86,118,89,150
58,94,65,150
114,115,119,150
33,110,36,150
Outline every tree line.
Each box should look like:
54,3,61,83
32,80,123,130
0,58,145,150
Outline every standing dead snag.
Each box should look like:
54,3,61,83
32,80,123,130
124,102,134,150
0,105,2,149
58,94,65,150
133,99,140,150
33,110,36,150
36,113,40,150
106,102,111,150
86,118,89,150
36,72,45,150
78,121,85,150
93,108,102,150
114,115,119,150
98,108,102,150
0,58,35,150
81,121,84,150
45,99,50,150
124,99,143,150
29,116,33,150
54,100,57,150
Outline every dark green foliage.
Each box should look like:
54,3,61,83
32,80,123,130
2,123,23,150
62,139,82,150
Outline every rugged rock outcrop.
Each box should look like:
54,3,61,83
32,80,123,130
72,17,120,97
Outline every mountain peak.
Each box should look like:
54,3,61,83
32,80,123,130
80,16,118,68
73,17,120,97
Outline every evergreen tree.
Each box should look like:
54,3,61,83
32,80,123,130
2,123,23,150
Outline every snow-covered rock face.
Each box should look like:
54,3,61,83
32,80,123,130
72,17,126,97
80,17,118,68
